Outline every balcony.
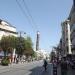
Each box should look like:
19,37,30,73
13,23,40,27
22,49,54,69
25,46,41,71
71,24,75,34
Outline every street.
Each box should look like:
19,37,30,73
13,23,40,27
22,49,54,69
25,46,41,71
0,60,53,75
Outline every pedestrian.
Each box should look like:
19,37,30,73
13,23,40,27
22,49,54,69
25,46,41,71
16,57,19,64
43,59,48,71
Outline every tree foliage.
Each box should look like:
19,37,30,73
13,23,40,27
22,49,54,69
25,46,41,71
24,36,33,57
0,35,34,58
0,35,16,57
15,36,34,57
15,36,26,56
31,51,37,58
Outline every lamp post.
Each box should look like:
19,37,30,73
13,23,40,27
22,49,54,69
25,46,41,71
17,31,26,38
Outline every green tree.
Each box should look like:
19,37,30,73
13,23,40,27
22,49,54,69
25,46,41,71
15,36,26,57
24,36,33,57
0,35,16,57
15,36,34,59
31,51,37,58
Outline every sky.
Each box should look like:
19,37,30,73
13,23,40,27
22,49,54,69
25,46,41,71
0,0,73,52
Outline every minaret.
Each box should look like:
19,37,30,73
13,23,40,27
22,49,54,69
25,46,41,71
36,31,40,51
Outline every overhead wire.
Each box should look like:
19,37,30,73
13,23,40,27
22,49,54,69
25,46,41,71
16,0,30,22
16,0,36,32
22,0,38,31
16,0,40,51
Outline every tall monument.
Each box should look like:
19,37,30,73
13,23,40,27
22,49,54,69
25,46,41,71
36,31,40,51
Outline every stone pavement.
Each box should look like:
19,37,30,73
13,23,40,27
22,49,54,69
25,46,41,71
43,63,53,75
57,64,61,75
0,62,32,74
30,63,53,75
0,62,53,75
57,64,75,75
67,67,75,75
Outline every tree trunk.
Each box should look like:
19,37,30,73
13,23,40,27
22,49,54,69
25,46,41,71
4,50,7,58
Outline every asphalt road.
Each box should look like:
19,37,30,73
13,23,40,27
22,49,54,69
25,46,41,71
0,60,53,75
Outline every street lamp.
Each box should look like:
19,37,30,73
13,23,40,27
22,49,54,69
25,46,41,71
17,31,26,38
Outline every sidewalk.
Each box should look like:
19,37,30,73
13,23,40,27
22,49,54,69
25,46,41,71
0,65,12,74
0,62,30,74
42,64,53,75
41,63,53,75
0,61,53,75
47,63,53,75
0,60,43,74
26,63,53,75
57,64,75,75
67,67,75,75
57,64,61,75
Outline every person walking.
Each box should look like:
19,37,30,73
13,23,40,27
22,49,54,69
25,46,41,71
43,59,48,71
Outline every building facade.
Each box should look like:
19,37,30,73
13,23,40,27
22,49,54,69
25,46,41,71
68,0,75,54
0,19,17,39
0,19,17,63
61,0,75,56
61,21,70,56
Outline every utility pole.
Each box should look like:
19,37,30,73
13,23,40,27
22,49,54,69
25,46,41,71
66,20,72,54
19,31,26,40
36,31,40,51
20,31,21,38
18,31,26,59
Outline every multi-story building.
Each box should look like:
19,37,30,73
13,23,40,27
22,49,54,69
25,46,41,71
69,0,75,54
57,39,63,59
61,21,69,56
61,0,75,56
0,19,17,63
0,19,17,39
70,25,75,54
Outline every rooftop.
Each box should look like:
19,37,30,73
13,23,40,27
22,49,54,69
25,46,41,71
0,19,16,28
